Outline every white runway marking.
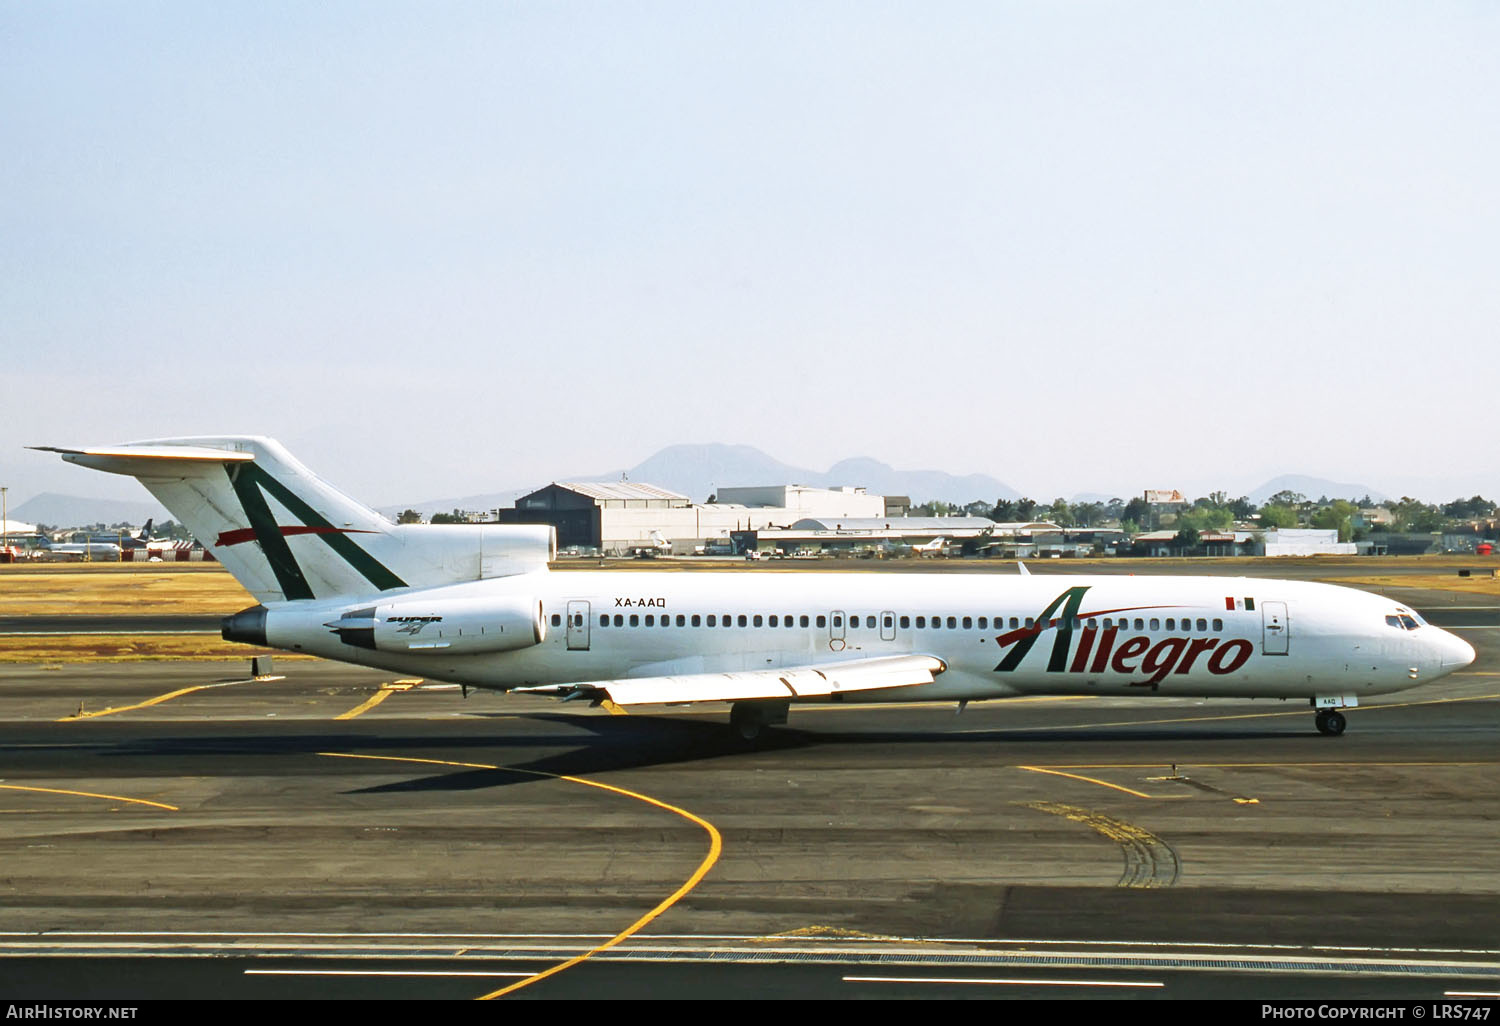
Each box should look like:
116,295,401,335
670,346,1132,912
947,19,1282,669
844,975,1164,988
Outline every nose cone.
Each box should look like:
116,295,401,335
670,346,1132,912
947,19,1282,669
1437,628,1476,671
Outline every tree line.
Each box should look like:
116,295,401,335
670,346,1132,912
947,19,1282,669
910,492,1497,542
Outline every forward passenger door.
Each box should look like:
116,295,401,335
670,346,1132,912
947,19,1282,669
1262,600,1289,655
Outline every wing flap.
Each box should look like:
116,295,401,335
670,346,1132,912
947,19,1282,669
517,654,945,707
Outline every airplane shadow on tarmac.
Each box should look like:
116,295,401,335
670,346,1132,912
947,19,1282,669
84,710,1312,795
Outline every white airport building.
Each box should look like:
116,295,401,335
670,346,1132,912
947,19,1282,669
497,481,886,554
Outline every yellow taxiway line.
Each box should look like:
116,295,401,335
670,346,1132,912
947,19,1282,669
315,751,722,1000
58,676,283,721
1021,801,1178,888
333,679,423,720
0,783,178,811
1016,765,1171,799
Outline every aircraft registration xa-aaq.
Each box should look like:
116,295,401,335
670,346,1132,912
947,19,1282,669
36,437,1475,738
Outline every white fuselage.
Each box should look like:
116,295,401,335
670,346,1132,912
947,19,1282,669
259,571,1475,705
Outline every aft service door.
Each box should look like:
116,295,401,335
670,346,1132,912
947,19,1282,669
567,600,590,651
829,609,846,651
1262,600,1289,655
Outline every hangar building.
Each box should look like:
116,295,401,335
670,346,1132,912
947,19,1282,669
497,481,885,554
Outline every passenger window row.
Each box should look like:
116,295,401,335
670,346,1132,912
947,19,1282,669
547,612,1227,633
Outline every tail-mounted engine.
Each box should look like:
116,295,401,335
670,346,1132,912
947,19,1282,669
326,596,545,655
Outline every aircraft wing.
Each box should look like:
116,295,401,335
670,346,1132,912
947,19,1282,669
516,653,946,707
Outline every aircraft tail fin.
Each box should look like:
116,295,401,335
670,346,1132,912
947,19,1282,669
34,437,553,604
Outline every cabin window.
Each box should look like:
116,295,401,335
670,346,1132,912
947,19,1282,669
753,615,763,627
691,614,701,627
1149,618,1160,631
551,614,561,627
900,616,910,629
737,614,747,627
677,614,686,627
833,614,843,628
768,615,778,627
1102,618,1111,629
1011,617,1020,629
884,614,894,629
800,615,809,627
599,615,608,627
866,615,876,629
723,615,732,628
977,617,987,629
644,615,654,626
915,616,926,628
1165,618,1175,631
816,615,827,628
629,614,639,627
1024,618,1034,629
786,615,794,629
707,614,717,627
1088,619,1098,630
1196,618,1207,632
1212,618,1223,632
962,616,972,629
946,616,957,629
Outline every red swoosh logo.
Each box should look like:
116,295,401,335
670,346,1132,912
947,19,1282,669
215,526,377,547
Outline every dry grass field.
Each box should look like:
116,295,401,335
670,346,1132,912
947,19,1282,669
0,563,252,616
0,633,282,663
0,564,268,662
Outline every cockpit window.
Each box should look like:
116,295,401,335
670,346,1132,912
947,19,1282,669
1386,613,1423,630
1399,614,1420,630
1385,615,1402,629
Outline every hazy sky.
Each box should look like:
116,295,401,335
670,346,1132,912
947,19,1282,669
4,2,1496,508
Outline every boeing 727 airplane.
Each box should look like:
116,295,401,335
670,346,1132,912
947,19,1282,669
35,437,1475,738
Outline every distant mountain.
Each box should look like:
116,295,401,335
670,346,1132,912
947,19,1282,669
820,457,1019,504
10,492,168,528
615,444,813,501
384,444,1022,515
1248,475,1389,506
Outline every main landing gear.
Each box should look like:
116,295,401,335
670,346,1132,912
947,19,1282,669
730,700,789,741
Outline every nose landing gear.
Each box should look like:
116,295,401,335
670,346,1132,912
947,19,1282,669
1315,709,1347,736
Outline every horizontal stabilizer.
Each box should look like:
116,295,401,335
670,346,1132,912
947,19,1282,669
30,444,255,473
517,653,945,706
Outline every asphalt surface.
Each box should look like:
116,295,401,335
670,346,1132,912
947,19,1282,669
1,563,1498,1002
